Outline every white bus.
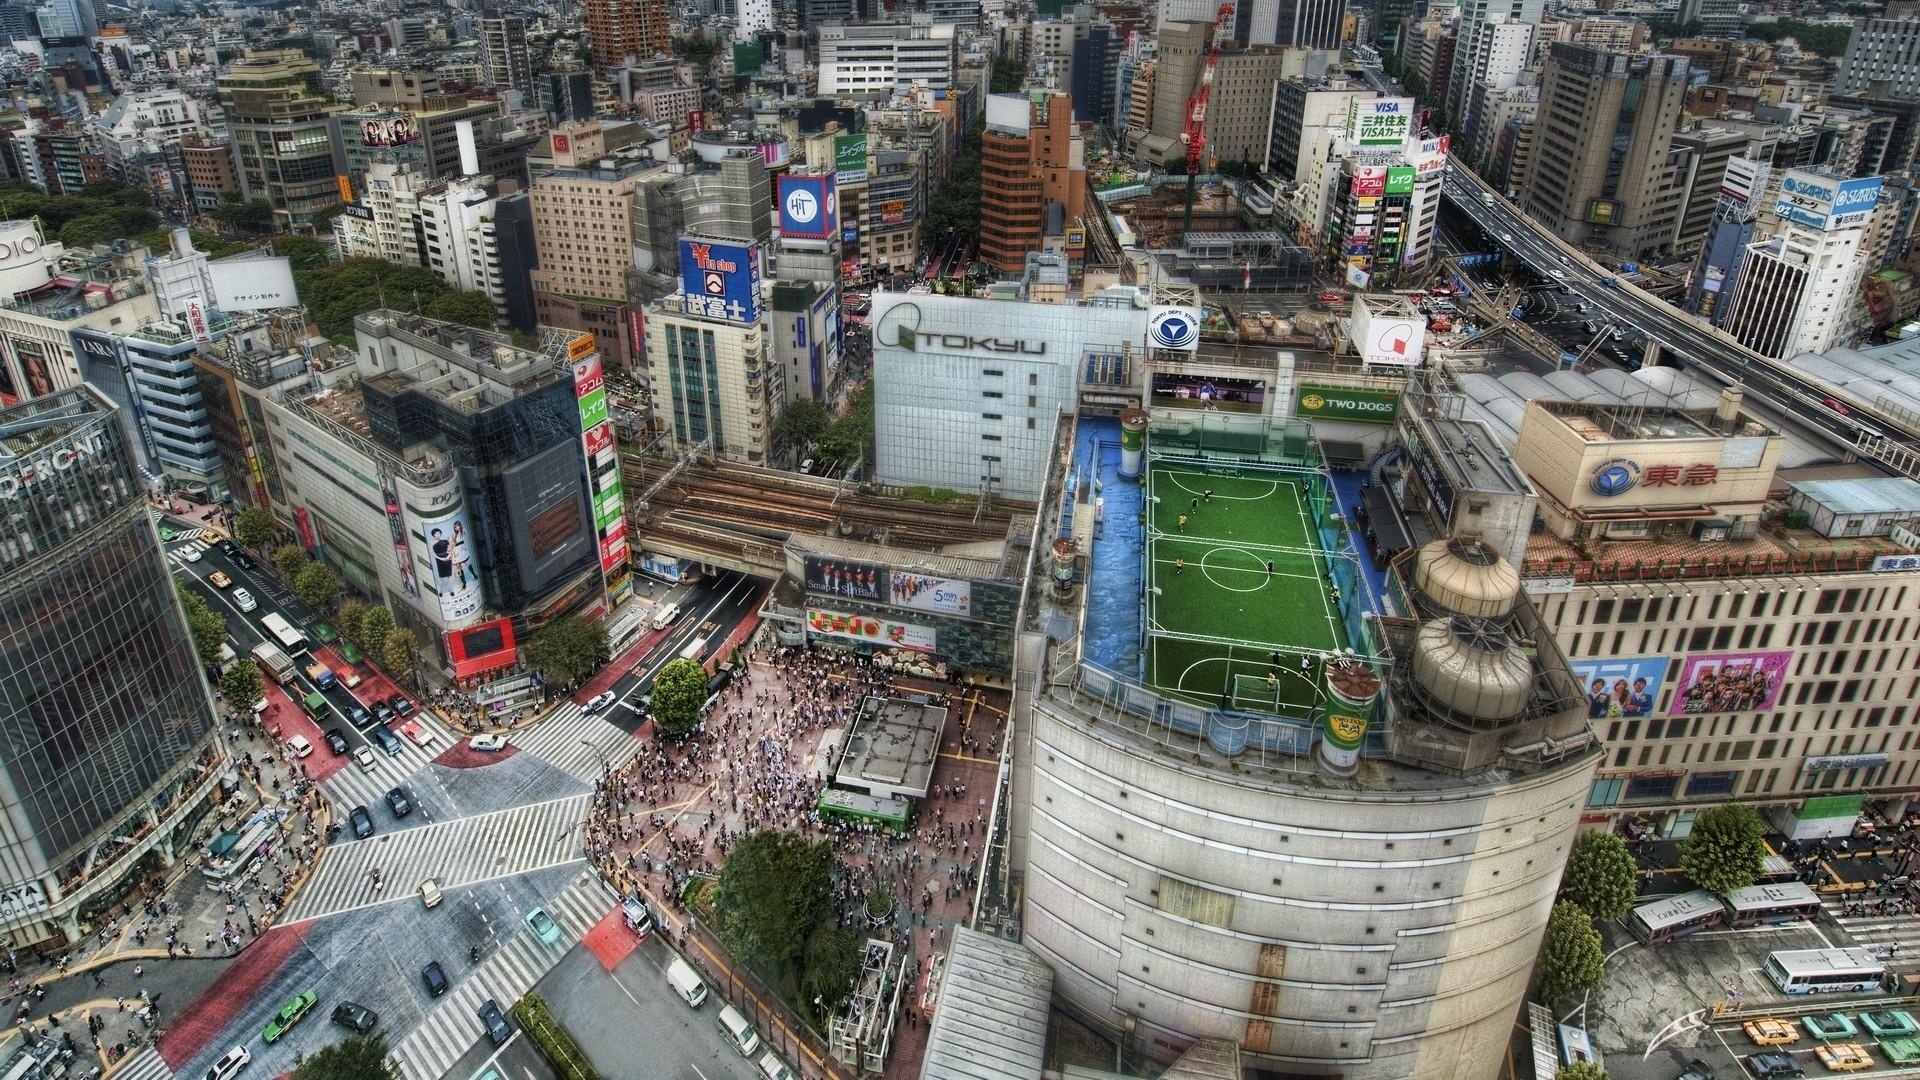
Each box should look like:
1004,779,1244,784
1765,948,1885,995
1629,890,1725,945
1725,881,1822,928
261,612,308,654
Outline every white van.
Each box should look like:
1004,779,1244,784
716,1004,762,1058
651,603,681,630
757,1050,797,1080
666,957,708,1008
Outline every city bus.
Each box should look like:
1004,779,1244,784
261,612,308,654
1629,890,1726,945
1725,881,1823,928
1765,949,1886,996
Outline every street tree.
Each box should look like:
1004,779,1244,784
651,658,709,739
220,661,263,710
713,830,834,973
274,543,309,584
1555,1064,1607,1080
233,506,277,550
381,629,416,684
525,615,609,688
335,601,368,649
359,607,396,655
179,591,228,666
294,561,341,611
1537,901,1606,1006
1562,831,1639,922
424,289,500,330
800,926,863,1021
292,1034,397,1080
1680,805,1766,895
774,399,829,455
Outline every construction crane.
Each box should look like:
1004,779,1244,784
1181,2,1235,235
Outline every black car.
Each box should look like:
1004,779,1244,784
373,700,394,723
477,999,511,1046
216,540,237,557
389,694,415,717
385,787,412,817
231,553,254,571
349,805,374,839
348,706,374,729
1747,1053,1804,1079
1676,1060,1716,1080
421,961,449,997
329,1001,378,1033
323,729,349,755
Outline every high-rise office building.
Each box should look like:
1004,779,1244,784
1670,124,1752,254
0,387,223,946
480,9,532,95
1721,170,1876,359
1242,0,1344,49
1443,0,1541,122
1453,16,1533,143
1679,0,1742,36
978,93,1086,274
584,0,670,70
1523,45,1690,260
217,50,345,231
1838,16,1920,99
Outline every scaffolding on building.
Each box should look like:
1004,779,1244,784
828,938,909,1075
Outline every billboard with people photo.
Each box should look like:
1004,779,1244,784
1669,650,1791,716
416,506,482,625
1569,656,1667,719
1149,373,1267,414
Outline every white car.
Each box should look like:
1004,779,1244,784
1501,233,1512,243
285,734,314,758
1552,270,1567,279
467,733,508,752
205,1046,251,1080
178,545,202,562
584,691,616,714
233,588,258,612
352,745,377,771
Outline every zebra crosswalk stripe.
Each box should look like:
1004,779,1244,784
318,717,459,811
390,874,616,1080
114,1047,172,1080
285,795,591,922
506,703,643,784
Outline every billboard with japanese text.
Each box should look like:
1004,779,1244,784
677,238,763,324
1351,167,1387,197
1346,97,1413,146
807,607,936,653
834,134,868,184
1669,651,1791,716
1569,656,1667,719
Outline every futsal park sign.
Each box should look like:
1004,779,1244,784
1295,384,1400,425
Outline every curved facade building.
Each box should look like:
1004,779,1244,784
1011,520,1600,1078
0,388,222,947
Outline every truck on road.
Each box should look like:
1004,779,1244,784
303,661,337,690
251,643,297,684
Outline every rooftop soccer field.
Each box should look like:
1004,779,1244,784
1143,459,1349,713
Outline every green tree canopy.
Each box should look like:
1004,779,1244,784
178,591,228,666
774,398,829,454
1681,805,1766,894
1562,831,1640,922
1556,1063,1608,1080
424,289,499,329
800,926,863,1021
381,628,417,683
334,600,368,649
358,607,397,655
922,121,982,242
815,380,873,466
990,53,1023,93
294,561,341,611
295,256,499,343
292,1033,397,1080
651,657,709,738
713,830,835,971
1746,19,1851,58
209,194,276,234
1538,901,1607,1006
274,543,310,585
526,615,609,687
221,658,264,708
233,506,277,550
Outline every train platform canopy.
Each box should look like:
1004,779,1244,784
831,695,946,800
920,927,1053,1080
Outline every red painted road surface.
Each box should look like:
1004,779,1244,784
580,907,640,972
432,742,521,769
156,923,310,1070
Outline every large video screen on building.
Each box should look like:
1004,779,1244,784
502,442,593,596
1150,372,1267,414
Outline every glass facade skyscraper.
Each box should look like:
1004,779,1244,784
0,388,221,946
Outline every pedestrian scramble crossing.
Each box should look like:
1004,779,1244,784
506,700,644,784
319,716,458,811
114,1047,171,1080
1828,896,1920,968
285,794,591,922
390,873,616,1080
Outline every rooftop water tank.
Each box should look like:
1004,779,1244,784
1410,616,1533,723
1412,537,1519,620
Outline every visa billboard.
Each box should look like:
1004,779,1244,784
678,237,763,324
778,174,838,240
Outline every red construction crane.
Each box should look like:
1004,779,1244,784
1181,1,1235,233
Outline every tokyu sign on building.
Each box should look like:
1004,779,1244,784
1295,384,1401,424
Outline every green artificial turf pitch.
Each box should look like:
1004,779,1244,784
1143,461,1346,711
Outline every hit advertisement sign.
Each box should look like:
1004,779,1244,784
834,134,868,184
678,238,763,324
778,174,838,240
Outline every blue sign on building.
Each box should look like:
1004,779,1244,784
779,175,838,240
678,238,763,324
